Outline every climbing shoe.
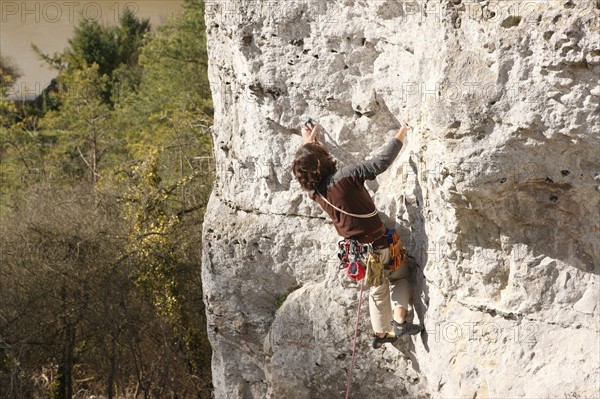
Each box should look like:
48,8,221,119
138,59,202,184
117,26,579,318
371,332,398,349
393,320,423,336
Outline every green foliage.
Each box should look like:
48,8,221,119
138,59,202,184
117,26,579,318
1,1,214,397
41,63,114,183
66,18,120,77
0,56,22,128
115,0,212,159
116,8,151,68
276,293,289,308
110,145,213,380
0,56,20,94
33,8,150,106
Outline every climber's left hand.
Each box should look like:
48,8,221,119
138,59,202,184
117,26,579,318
302,123,319,144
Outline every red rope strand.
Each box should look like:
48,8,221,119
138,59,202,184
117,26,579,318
345,279,365,399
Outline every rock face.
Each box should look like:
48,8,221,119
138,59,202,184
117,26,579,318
201,1,600,398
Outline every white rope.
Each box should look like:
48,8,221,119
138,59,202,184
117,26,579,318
316,192,378,219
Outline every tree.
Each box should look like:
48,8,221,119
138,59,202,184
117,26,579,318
0,183,129,399
0,56,20,94
33,9,151,107
0,56,22,128
108,0,215,391
41,64,113,184
1,1,214,397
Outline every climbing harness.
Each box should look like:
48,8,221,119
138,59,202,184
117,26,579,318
338,228,409,281
385,228,408,271
345,278,364,399
338,239,372,281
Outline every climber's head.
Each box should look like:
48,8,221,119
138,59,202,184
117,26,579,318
292,143,337,191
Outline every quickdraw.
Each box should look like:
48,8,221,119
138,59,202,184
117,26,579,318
338,239,373,281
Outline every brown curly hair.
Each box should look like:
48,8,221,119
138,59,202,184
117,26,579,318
292,143,338,191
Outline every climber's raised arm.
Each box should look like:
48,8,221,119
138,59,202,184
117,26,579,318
338,125,409,182
395,125,408,143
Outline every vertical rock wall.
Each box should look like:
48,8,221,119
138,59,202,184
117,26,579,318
202,1,600,398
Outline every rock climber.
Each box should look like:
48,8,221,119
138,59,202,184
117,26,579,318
291,120,423,349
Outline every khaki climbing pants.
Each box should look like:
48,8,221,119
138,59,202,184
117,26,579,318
368,247,411,334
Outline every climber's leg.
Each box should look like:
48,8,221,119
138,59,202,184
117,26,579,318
369,279,392,337
389,264,411,324
369,248,392,338
394,306,408,324
390,265,423,336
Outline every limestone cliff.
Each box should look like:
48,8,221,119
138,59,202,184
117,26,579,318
201,1,600,398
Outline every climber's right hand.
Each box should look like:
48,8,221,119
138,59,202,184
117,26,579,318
395,125,409,143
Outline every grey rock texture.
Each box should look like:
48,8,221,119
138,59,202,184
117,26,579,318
202,1,600,398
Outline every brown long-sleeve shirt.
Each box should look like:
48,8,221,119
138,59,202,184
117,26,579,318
309,137,403,243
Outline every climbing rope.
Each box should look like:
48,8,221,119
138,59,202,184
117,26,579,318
345,279,365,399
317,191,379,219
